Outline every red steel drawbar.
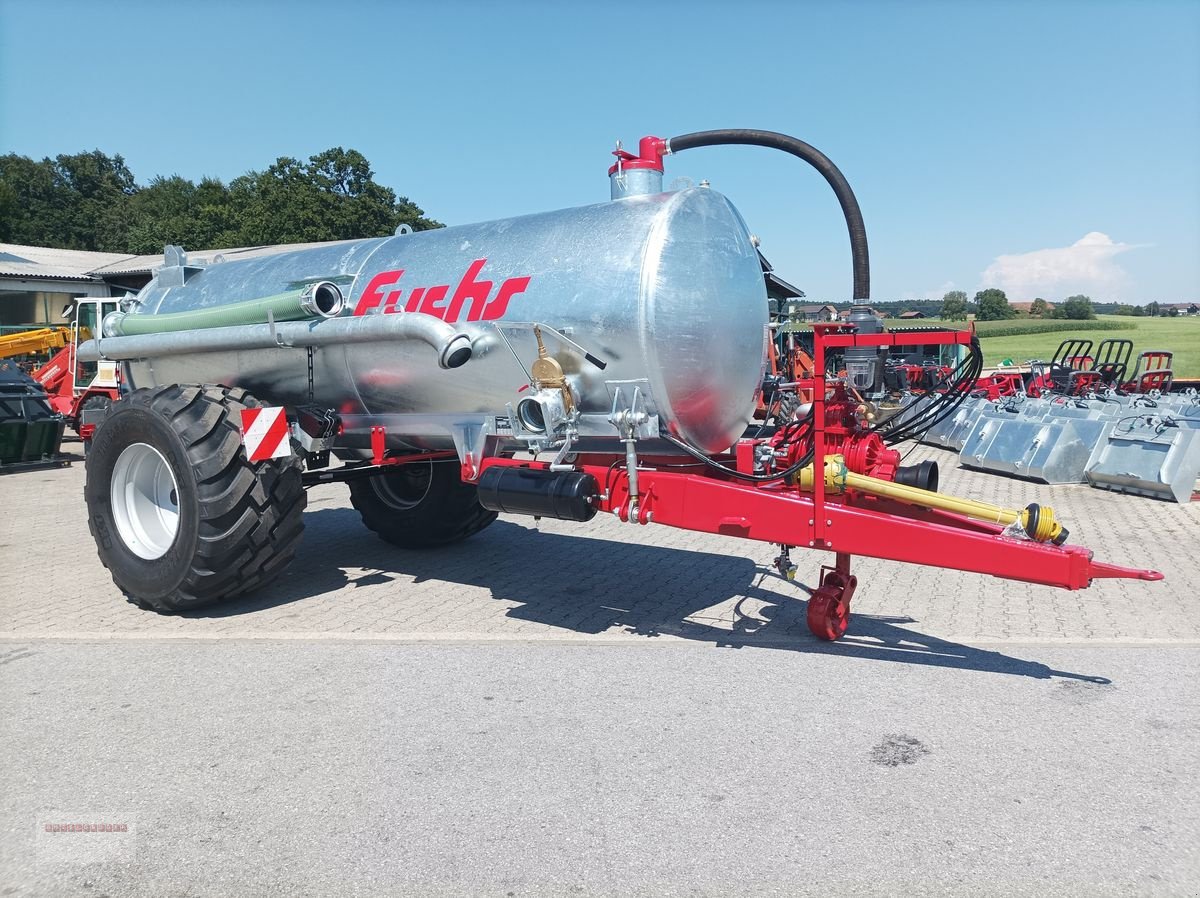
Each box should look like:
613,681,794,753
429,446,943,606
472,324,1162,596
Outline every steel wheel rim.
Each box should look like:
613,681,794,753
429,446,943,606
373,461,433,510
110,442,180,560
807,588,848,641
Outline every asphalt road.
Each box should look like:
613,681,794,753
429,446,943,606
2,640,1197,897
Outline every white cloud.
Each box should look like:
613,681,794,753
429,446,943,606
979,232,1141,301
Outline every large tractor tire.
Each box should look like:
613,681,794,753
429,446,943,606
85,384,306,613
349,459,496,548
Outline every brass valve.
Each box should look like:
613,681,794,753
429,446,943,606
531,326,575,414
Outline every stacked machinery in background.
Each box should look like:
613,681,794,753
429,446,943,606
0,362,66,471
0,298,123,468
914,338,1199,503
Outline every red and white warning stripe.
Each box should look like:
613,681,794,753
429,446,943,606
239,407,291,462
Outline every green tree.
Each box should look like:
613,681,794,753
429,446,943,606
1145,301,1161,317
1060,294,1096,320
940,290,968,321
0,177,20,242
1113,304,1137,316
54,151,137,251
127,176,199,252
0,153,69,246
0,150,136,250
1029,297,1048,318
222,148,442,247
975,288,1016,321
0,147,440,253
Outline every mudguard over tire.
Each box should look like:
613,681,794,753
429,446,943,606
349,459,496,548
85,384,306,612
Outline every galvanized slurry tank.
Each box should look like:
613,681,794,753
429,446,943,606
76,129,1168,626
120,186,768,453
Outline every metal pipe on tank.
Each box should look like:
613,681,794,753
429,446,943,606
81,313,473,370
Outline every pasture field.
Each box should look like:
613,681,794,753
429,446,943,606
894,315,1200,377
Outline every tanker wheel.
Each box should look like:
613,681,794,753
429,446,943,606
349,460,497,548
84,384,306,613
806,571,856,641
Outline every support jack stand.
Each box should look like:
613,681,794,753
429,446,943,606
808,552,857,641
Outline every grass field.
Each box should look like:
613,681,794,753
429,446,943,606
895,315,1200,378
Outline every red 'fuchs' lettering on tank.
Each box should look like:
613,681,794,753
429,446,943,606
352,259,531,322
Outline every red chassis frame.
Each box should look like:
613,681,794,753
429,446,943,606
452,323,1160,637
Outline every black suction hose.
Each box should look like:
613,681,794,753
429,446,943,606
655,129,868,479
667,129,870,301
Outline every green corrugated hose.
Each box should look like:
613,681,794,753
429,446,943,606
107,282,343,336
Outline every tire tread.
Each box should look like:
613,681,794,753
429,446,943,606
349,462,496,549
88,384,306,612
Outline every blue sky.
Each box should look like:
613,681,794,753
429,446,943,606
2,0,1197,304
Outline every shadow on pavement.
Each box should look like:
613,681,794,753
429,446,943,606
181,509,1110,684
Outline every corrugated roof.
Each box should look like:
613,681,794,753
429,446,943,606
0,243,134,282
1,239,368,283
88,239,365,277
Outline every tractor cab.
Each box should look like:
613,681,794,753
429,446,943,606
68,298,121,398
25,297,124,444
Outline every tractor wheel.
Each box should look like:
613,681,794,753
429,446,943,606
79,393,114,454
349,459,497,548
776,391,802,424
84,384,306,612
80,393,113,417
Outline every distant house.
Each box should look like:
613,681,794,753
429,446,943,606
1162,302,1199,316
790,303,839,323
0,239,361,329
1,244,130,329
898,310,925,320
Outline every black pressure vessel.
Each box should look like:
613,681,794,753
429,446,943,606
476,467,599,522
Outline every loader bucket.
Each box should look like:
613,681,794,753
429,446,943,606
1085,419,1200,503
0,363,66,467
921,396,988,451
959,416,1110,484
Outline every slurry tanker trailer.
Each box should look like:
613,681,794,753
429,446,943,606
79,130,1162,638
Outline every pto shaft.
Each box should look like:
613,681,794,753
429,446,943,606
799,455,1068,544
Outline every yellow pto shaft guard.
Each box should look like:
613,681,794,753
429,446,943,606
798,455,1068,545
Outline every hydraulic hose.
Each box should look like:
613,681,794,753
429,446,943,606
875,336,984,445
667,129,870,301
104,281,345,336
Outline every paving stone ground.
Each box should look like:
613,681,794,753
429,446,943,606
1,443,1197,646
